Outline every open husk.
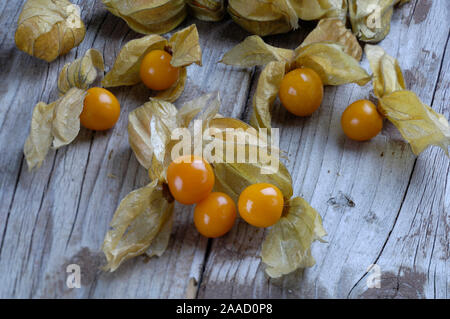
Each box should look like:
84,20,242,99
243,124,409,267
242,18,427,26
24,88,86,170
300,18,362,60
187,0,226,21
349,0,410,43
101,0,187,35
15,0,86,62
261,197,327,278
365,45,450,156
103,93,326,276
102,180,174,272
291,0,348,21
102,24,202,102
57,49,104,95
227,0,299,36
221,23,368,130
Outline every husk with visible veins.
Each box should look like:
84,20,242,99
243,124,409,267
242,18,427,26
221,35,293,67
128,99,178,173
300,18,363,60
51,88,86,148
102,35,168,87
186,0,226,21
365,45,449,156
23,88,86,170
293,42,371,86
227,0,299,36
102,24,201,102
102,180,174,272
365,44,406,98
168,24,202,67
58,49,104,95
222,36,369,129
119,93,325,276
24,101,56,170
291,0,347,21
261,197,327,278
250,61,287,130
101,0,187,35
15,0,86,62
349,0,410,43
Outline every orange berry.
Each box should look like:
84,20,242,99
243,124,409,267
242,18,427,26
279,67,324,116
194,192,237,238
80,87,120,131
341,99,383,141
166,155,215,205
238,183,284,228
139,49,180,91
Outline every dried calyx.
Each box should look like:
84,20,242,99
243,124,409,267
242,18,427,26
103,93,326,276
101,24,202,103
221,19,369,130
15,0,86,62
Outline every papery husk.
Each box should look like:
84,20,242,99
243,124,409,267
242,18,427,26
222,36,369,129
349,0,409,43
379,91,450,156
102,180,174,272
118,93,325,275
293,42,371,86
23,88,86,170
250,61,287,130
187,0,226,21
228,0,299,36
57,49,104,95
168,24,202,67
15,0,86,62
145,208,174,257
261,197,327,278
220,35,293,67
24,101,56,170
102,35,168,87
155,67,187,102
365,44,406,98
102,24,201,102
301,18,363,61
291,0,347,21
128,99,178,172
51,88,86,148
366,45,449,155
102,0,187,35
206,117,293,202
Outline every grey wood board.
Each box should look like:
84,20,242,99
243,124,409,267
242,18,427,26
0,0,448,298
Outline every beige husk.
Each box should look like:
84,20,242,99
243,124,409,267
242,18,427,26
300,18,363,60
261,197,327,278
186,0,226,21
101,0,187,35
104,93,326,276
24,88,86,170
227,0,299,36
349,0,411,43
102,24,202,102
57,49,105,95
15,0,86,62
221,22,368,130
291,0,347,21
365,45,450,156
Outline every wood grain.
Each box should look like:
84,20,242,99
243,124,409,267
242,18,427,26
0,0,448,298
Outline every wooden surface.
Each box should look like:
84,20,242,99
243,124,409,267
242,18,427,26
0,0,448,299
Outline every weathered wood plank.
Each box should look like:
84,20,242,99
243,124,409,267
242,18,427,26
198,0,449,298
0,1,251,298
0,0,448,299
